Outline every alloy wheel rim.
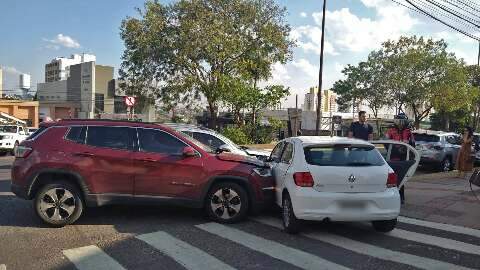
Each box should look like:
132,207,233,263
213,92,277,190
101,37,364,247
210,188,241,220
444,160,450,172
39,188,76,221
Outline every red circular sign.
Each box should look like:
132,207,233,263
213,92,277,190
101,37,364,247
124,96,136,107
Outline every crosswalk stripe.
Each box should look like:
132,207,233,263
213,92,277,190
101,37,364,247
387,228,480,256
196,222,351,270
398,216,480,238
136,231,236,270
0,264,5,270
252,217,475,270
63,245,126,270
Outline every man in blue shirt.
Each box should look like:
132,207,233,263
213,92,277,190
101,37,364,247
348,111,373,141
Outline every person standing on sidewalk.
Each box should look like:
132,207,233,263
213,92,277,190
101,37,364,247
456,126,474,179
385,114,414,205
348,111,373,141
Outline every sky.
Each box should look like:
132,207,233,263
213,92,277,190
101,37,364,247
0,0,478,107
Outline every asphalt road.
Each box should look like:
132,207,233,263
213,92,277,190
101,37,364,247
1,157,480,270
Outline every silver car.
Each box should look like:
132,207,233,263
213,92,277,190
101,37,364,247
164,123,271,160
413,131,461,172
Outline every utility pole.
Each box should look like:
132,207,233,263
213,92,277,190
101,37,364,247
315,0,327,135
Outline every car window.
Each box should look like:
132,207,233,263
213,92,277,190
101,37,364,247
66,126,86,144
86,126,132,150
138,128,187,155
446,135,461,145
270,142,285,162
280,143,294,163
373,144,389,159
304,145,385,166
414,134,439,142
192,132,225,150
0,126,17,133
390,144,408,161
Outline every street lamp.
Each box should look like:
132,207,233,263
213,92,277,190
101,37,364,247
315,0,327,136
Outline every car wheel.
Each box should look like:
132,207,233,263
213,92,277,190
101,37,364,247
34,182,84,227
372,218,397,232
205,182,249,224
10,141,19,156
282,193,301,234
440,157,451,172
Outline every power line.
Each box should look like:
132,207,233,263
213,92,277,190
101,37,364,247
442,0,480,21
403,0,480,41
423,0,480,28
456,0,480,14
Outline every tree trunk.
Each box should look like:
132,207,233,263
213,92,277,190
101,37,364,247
208,103,217,130
444,113,450,131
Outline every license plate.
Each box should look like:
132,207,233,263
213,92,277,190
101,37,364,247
340,201,365,209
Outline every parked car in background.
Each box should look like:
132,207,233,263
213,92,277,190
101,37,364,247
0,125,29,155
268,136,419,234
27,127,38,135
164,123,271,160
413,131,461,172
10,120,274,227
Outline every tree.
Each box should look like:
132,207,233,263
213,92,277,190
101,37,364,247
466,65,480,130
380,36,461,128
120,0,293,129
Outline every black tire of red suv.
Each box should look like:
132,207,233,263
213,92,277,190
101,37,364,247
282,193,301,234
205,182,249,224
34,182,84,227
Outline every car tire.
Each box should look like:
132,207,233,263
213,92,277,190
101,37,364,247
205,182,249,224
372,218,397,232
34,182,84,227
440,157,452,172
282,193,301,234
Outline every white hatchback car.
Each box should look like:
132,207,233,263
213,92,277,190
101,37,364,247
269,136,419,234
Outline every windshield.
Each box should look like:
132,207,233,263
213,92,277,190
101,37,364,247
414,134,440,143
0,126,17,133
304,145,385,167
181,133,214,153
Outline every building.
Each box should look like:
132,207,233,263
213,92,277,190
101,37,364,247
38,59,155,121
302,87,337,113
44,53,96,82
0,100,39,127
38,61,115,119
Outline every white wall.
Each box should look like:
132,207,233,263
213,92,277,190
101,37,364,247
37,80,68,101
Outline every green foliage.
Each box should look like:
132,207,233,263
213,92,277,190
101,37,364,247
120,0,294,128
221,126,251,145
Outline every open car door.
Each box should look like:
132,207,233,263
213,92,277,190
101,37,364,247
371,140,420,187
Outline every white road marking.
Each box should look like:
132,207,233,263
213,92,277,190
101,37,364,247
63,245,125,270
136,231,235,270
253,217,475,270
398,216,480,238
388,229,480,256
196,222,351,270
0,264,6,270
0,192,13,196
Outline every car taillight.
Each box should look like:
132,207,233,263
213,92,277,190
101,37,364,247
387,172,398,188
293,172,314,187
15,146,32,158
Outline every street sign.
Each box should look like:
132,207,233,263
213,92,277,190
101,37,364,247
124,96,136,107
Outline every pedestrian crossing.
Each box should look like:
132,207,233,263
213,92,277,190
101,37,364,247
61,216,480,270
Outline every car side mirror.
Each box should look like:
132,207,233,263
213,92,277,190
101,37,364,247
217,144,232,153
182,146,198,158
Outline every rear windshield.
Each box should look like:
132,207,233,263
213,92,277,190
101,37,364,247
414,134,440,142
304,145,385,166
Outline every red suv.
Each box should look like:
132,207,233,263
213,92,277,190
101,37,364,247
10,120,274,227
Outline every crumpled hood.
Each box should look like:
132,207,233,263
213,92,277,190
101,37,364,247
244,148,271,157
217,152,266,167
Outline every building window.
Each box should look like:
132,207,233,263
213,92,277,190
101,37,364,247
95,93,104,113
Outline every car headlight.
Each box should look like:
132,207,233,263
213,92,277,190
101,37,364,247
253,167,272,177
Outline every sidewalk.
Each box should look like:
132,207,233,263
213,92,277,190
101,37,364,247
402,171,480,229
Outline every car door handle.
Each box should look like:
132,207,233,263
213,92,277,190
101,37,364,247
73,152,95,157
136,158,157,163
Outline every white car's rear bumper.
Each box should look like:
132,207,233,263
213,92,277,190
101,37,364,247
0,140,15,150
291,187,400,222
